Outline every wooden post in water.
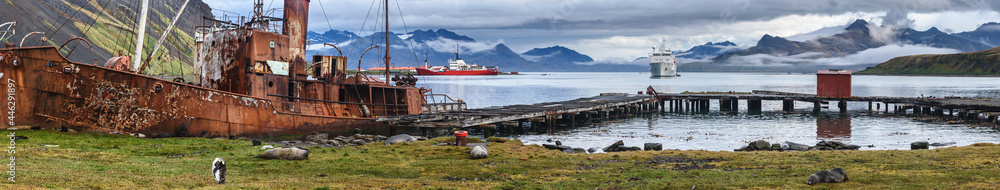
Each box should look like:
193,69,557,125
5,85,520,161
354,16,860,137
868,101,872,114
701,100,710,114
813,100,821,113
748,99,762,115
719,98,733,112
782,99,794,112
730,98,739,114
838,101,847,113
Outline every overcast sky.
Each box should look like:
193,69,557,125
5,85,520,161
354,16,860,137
204,0,1000,61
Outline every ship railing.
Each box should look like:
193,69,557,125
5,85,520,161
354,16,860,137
423,93,466,114
268,94,410,117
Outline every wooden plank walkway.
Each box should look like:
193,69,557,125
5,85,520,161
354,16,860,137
379,88,1000,129
377,93,653,128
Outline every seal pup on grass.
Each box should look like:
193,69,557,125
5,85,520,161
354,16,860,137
807,168,848,185
212,158,226,184
470,146,488,159
385,134,417,145
254,147,310,160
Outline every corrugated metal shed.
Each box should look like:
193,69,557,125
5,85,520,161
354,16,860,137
817,69,851,98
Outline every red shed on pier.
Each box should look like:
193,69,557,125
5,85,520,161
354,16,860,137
817,69,852,98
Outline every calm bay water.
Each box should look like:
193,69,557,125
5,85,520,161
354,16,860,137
411,72,1000,151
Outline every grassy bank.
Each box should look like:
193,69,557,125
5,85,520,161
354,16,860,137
2,130,999,189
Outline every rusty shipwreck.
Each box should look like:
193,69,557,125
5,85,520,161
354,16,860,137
0,0,464,137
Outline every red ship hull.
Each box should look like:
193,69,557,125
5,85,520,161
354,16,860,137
415,68,499,75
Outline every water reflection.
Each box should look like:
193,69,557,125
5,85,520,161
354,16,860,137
816,115,852,140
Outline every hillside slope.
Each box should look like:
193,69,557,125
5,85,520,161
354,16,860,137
857,46,1000,75
0,0,212,76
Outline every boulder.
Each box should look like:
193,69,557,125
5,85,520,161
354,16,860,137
252,139,262,146
750,140,771,150
911,141,929,150
603,140,625,152
563,148,587,154
603,140,641,152
470,146,488,159
845,144,861,150
643,143,662,151
305,133,329,142
930,142,956,147
543,144,572,151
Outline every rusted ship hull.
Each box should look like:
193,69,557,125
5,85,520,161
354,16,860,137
0,46,388,137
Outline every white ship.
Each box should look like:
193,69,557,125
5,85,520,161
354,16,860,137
649,38,677,77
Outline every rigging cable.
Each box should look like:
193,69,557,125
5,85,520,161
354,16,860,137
394,0,419,64
42,0,90,47
70,0,112,57
317,0,338,44
347,0,380,65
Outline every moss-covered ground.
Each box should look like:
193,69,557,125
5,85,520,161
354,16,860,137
1,129,998,189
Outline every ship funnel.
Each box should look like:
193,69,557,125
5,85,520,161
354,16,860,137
284,0,309,77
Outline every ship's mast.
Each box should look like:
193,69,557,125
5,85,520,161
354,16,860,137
384,0,390,85
132,0,150,71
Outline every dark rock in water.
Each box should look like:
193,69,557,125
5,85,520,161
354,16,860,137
603,140,641,152
736,140,771,151
555,141,562,146
13,136,27,140
930,142,956,147
810,140,857,150
252,139,262,146
751,140,771,150
30,126,40,130
157,133,173,138
816,140,846,150
587,148,598,153
911,141,929,150
60,126,68,132
543,144,572,151
643,143,662,151
305,133,329,142
563,148,587,154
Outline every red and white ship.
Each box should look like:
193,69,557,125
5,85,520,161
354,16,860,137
415,51,499,75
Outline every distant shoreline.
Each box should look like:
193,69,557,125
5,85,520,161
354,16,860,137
853,73,1000,77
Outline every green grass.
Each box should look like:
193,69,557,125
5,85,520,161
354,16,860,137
2,130,999,189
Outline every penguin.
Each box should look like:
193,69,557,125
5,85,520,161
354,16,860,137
212,158,226,184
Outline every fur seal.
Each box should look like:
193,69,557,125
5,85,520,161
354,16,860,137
807,168,848,185
254,147,310,160
385,134,417,145
470,146,488,159
212,158,226,184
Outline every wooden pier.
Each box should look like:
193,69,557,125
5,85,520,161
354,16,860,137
378,87,1000,129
